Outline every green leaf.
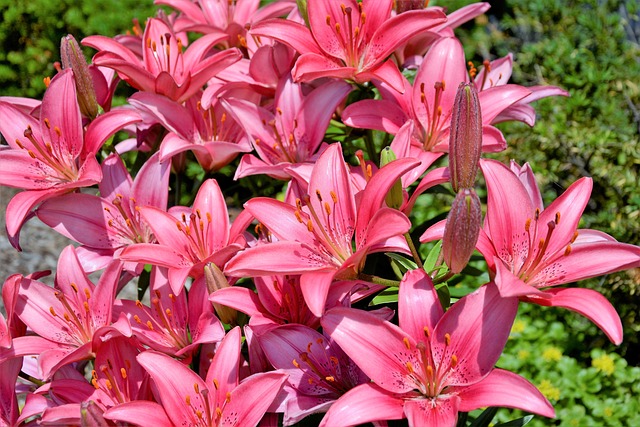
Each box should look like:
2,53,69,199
424,240,443,273
386,252,417,273
469,407,498,427
493,415,534,427
371,288,399,306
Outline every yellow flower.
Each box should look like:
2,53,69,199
511,319,526,334
542,346,563,362
538,379,561,401
603,407,614,417
592,353,615,375
518,349,530,361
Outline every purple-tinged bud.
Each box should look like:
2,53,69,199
380,146,404,209
449,82,482,193
394,0,427,14
80,401,108,427
442,188,482,274
60,34,99,120
296,0,309,26
204,263,237,325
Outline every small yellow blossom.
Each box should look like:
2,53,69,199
592,353,615,375
518,349,530,361
542,346,563,362
511,319,526,334
603,407,613,417
538,379,561,401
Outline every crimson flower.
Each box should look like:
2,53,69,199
249,0,446,91
320,269,554,426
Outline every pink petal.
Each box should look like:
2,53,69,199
193,179,230,249
404,395,460,427
322,307,417,393
224,371,288,427
432,283,518,386
478,84,531,123
293,53,357,82
494,259,550,299
209,286,266,318
457,368,555,418
250,19,322,56
342,99,407,133
398,269,443,340
104,401,172,427
524,287,623,345
84,106,143,155
319,383,405,427
300,270,336,317
41,70,83,158
357,60,405,93
206,327,242,398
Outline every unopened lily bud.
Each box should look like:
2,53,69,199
449,82,482,193
80,401,108,427
204,263,237,325
296,0,309,26
60,34,99,120
380,146,404,209
442,188,482,274
395,0,426,13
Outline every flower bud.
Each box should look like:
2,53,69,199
442,188,482,274
449,82,482,193
395,0,426,14
80,401,108,427
296,0,309,26
204,263,237,325
60,34,99,120
380,146,404,209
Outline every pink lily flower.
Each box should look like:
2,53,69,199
36,151,171,273
119,179,246,295
225,143,420,316
104,327,288,427
114,267,225,359
157,0,297,50
0,357,22,426
422,159,639,344
83,17,242,103
13,246,129,379
222,75,352,179
320,269,554,426
127,89,255,172
0,69,134,249
257,324,369,425
209,274,320,329
473,53,569,126
249,0,446,91
342,36,532,159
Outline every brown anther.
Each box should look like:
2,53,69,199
135,300,144,308
316,190,323,201
49,307,57,317
146,320,154,330
325,376,336,382
451,354,458,368
564,245,572,256
307,220,314,232
444,333,451,346
105,379,113,390
293,359,300,368
308,378,314,385
120,368,127,379
196,410,203,419
335,23,341,33
84,288,91,299
185,395,191,405
133,315,142,324
324,202,331,215
571,231,579,243
213,378,219,389
83,301,90,312
64,313,72,322
423,326,430,338
525,218,532,232
166,308,172,317
534,208,540,220
555,212,561,224
43,76,51,87
44,118,51,129
426,365,434,377
194,383,200,394
330,191,338,203
294,210,304,223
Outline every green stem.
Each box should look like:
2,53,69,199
19,371,46,387
358,273,401,288
364,129,379,165
404,232,424,269
433,271,454,285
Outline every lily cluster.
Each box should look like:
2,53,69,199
0,1,638,426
